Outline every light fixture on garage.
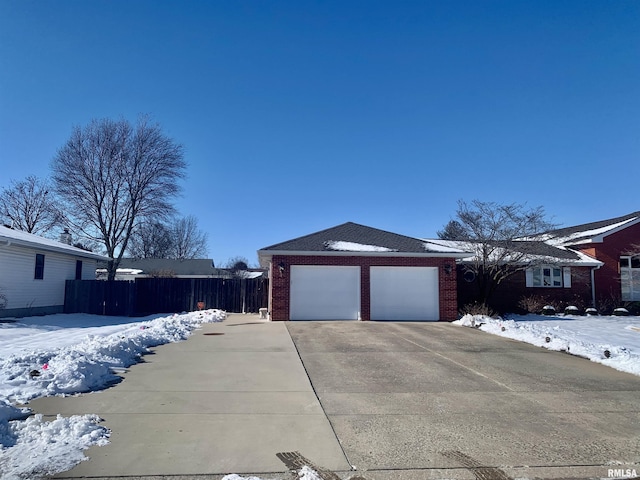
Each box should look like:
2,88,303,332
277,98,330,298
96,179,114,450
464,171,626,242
444,264,453,275
278,262,286,276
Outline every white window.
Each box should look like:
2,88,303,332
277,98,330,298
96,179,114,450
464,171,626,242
526,266,571,288
620,256,640,301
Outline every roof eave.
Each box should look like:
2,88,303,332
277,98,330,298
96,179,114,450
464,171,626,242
455,257,603,267
258,249,473,267
561,216,640,246
0,236,108,260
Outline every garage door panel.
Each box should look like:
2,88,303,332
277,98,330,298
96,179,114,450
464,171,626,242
371,266,439,321
290,266,360,320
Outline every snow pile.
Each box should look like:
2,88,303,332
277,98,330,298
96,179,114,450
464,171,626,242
0,413,109,480
0,309,226,403
223,465,323,480
454,313,640,376
0,309,226,479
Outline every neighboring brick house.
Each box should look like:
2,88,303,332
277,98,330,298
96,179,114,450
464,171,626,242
540,211,640,308
427,238,603,313
257,222,471,321
428,211,639,314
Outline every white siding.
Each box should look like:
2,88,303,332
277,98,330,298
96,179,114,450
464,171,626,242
0,244,97,311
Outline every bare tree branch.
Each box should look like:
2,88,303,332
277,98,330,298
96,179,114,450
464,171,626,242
128,215,208,260
52,117,186,279
0,175,62,235
171,215,208,260
224,256,251,277
440,199,558,303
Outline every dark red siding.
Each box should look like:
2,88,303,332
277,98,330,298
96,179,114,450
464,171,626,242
571,222,640,305
269,255,458,321
456,265,594,314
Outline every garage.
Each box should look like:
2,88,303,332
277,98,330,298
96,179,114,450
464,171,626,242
289,265,361,320
370,266,439,321
258,222,469,321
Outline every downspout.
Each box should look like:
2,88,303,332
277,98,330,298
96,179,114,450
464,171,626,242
590,264,602,308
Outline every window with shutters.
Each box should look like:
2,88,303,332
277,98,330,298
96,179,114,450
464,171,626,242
526,265,571,288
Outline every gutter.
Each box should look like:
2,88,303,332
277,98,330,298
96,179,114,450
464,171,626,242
1,237,107,260
590,264,602,308
257,249,473,268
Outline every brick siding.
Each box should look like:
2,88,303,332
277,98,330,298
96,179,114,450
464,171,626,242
269,255,458,321
571,222,640,305
456,265,594,314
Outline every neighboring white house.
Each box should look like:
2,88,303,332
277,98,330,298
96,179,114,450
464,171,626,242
0,226,108,318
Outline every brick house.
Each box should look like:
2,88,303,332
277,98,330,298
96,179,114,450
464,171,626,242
427,237,603,313
539,211,640,308
428,211,639,313
257,222,471,321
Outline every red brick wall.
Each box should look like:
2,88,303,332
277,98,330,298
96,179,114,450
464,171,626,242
571,222,640,305
456,265,594,314
269,255,458,321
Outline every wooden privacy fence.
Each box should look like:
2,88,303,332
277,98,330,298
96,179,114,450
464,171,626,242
64,277,269,316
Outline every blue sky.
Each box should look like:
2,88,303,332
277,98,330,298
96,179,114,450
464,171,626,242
1,1,638,266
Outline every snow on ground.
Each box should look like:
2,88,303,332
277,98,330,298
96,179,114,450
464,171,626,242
454,313,640,376
0,309,225,480
223,466,323,480
3,308,638,479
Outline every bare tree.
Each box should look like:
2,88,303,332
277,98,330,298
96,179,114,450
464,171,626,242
171,215,208,260
224,256,251,277
128,221,174,259
439,199,557,304
127,216,208,260
52,117,186,280
0,175,62,235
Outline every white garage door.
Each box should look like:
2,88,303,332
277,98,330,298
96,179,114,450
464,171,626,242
290,266,360,320
370,266,439,321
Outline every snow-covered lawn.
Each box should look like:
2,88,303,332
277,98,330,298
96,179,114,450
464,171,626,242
0,309,225,479
454,313,640,376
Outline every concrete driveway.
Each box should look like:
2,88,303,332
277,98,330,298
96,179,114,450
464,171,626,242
27,316,640,480
286,321,640,480
29,314,350,479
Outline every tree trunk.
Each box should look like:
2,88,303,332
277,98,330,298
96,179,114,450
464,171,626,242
107,259,117,281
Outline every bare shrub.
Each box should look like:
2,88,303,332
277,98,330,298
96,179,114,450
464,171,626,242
518,295,547,314
564,294,588,311
459,302,496,317
597,293,622,315
622,301,640,315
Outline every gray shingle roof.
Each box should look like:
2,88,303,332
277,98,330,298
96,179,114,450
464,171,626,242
425,238,600,264
542,211,640,246
259,222,467,254
99,258,219,276
495,240,583,260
